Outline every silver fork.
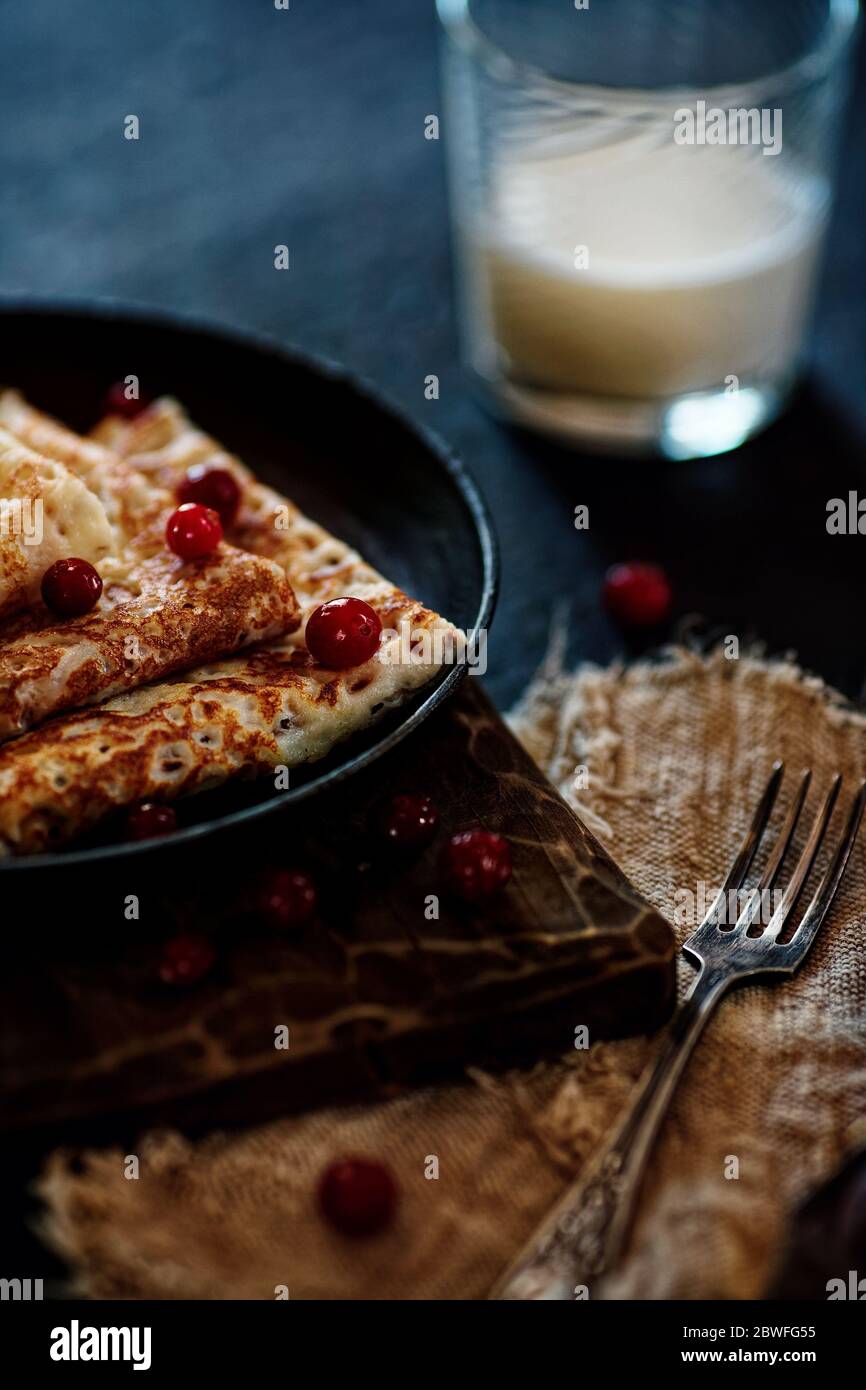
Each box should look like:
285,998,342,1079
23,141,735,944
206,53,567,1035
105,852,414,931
489,764,866,1300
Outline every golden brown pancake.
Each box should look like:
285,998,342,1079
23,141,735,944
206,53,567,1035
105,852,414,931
0,390,168,557
0,427,115,621
0,633,448,855
0,545,297,742
0,397,460,855
0,396,301,742
95,397,459,639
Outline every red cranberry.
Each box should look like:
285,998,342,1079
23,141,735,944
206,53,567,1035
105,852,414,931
104,381,150,419
159,933,215,987
440,829,512,902
165,503,223,560
41,557,103,617
254,867,317,930
177,465,241,527
318,1157,398,1238
305,597,382,669
603,562,672,627
126,802,177,842
373,792,439,851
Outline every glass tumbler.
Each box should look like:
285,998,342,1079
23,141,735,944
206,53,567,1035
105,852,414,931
437,0,860,458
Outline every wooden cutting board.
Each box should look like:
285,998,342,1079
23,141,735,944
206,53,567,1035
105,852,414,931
0,679,675,1140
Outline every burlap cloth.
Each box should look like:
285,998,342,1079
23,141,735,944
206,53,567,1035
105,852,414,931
37,648,866,1299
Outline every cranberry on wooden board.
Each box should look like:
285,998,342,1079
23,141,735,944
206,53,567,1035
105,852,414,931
165,503,223,560
159,933,216,988
440,829,512,902
304,597,382,669
603,562,672,627
177,465,242,527
254,867,317,930
104,381,150,419
126,802,177,842
40,558,103,617
318,1157,398,1237
372,792,439,851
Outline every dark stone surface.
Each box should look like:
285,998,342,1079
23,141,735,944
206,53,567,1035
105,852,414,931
2,1,865,708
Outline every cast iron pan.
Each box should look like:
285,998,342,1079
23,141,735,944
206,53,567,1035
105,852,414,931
0,301,498,873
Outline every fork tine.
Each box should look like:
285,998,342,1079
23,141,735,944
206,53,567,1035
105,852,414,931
782,780,866,958
733,769,811,935
763,774,843,941
699,762,783,929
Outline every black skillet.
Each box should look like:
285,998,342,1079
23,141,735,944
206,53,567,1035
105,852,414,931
0,301,498,873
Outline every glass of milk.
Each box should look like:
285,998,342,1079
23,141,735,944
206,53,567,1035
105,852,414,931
437,0,859,457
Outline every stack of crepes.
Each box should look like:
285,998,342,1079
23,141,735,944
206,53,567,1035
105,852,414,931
0,391,456,856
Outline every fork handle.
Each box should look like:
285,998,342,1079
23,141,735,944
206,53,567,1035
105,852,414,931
489,965,730,1299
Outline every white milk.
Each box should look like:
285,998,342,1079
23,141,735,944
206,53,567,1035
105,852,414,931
471,132,827,400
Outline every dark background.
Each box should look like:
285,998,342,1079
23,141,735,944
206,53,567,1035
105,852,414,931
1,0,865,706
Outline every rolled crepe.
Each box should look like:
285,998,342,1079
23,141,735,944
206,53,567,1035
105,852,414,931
0,399,459,854
0,428,115,621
